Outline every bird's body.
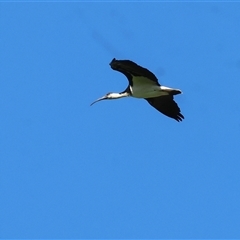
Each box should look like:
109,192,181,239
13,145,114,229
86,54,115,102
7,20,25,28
129,80,177,98
91,58,184,122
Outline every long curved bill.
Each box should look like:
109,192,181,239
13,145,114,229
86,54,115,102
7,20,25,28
90,95,107,106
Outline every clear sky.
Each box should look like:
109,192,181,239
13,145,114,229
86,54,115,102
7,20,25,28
1,1,240,239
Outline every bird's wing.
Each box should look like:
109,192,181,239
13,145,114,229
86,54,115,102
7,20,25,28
145,95,184,122
110,58,160,85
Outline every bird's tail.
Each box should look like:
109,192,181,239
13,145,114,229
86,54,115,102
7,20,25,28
160,86,182,95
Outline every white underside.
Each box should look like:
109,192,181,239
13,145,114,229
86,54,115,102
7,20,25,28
130,85,176,98
129,75,181,98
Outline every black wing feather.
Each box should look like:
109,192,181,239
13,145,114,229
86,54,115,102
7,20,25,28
110,58,159,84
145,95,184,122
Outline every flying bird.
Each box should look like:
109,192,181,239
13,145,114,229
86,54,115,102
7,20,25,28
91,58,184,122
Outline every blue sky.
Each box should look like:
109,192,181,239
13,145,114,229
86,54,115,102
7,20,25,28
1,2,240,239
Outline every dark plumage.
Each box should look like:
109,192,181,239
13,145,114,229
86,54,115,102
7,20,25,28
91,58,184,122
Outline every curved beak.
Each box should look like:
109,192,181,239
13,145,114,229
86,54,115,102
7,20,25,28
90,95,108,106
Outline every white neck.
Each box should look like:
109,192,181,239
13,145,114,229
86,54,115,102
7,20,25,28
109,92,129,99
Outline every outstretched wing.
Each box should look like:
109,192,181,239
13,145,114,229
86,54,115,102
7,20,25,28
145,95,184,122
110,58,160,85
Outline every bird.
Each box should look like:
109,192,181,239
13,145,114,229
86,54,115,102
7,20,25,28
91,58,184,122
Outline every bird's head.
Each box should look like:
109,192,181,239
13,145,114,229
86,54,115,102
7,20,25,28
90,92,123,106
